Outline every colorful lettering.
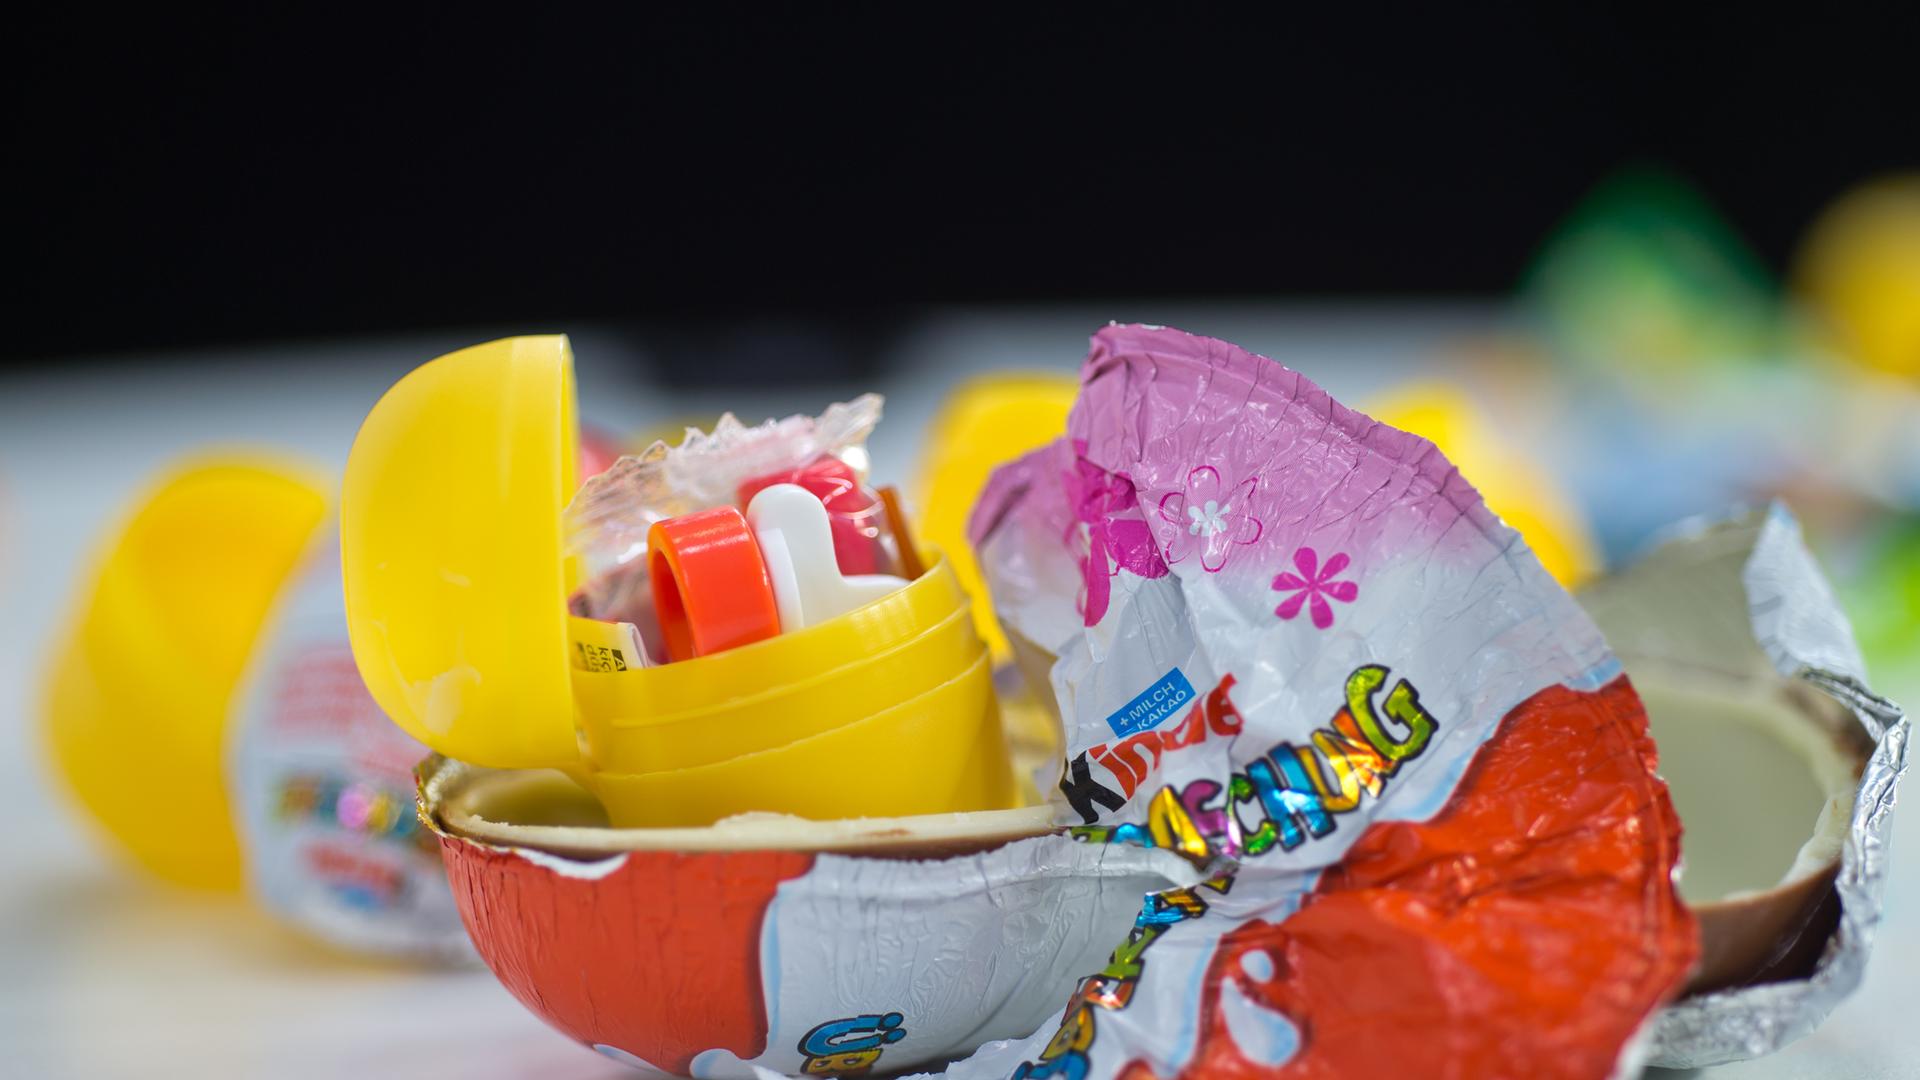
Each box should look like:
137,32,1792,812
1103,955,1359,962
1177,778,1232,844
1146,786,1211,861
1058,752,1127,824
1014,875,1233,1080
1227,772,1279,855
1314,710,1391,800
1035,668,1441,1078
1345,664,1436,761
1076,665,1440,861
1245,756,1329,851
273,774,430,854
1100,924,1168,980
1071,974,1136,1011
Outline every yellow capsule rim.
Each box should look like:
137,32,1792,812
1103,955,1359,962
575,550,969,720
578,592,976,731
577,606,984,773
580,650,995,782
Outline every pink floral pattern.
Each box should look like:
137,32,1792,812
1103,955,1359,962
1066,444,1168,627
1156,466,1263,573
1272,547,1359,629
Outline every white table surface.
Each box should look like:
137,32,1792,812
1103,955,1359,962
1,307,1912,1079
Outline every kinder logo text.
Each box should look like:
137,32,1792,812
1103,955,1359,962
1059,675,1246,823
1069,664,1439,856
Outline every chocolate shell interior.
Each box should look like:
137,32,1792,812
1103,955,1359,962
1627,669,1870,994
421,757,1059,861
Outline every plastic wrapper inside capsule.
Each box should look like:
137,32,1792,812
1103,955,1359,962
565,392,901,634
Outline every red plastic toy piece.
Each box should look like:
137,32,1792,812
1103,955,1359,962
647,506,782,662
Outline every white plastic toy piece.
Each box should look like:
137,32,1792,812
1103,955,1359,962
747,483,908,631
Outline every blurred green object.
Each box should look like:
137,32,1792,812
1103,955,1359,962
1526,167,1783,372
1840,514,1920,705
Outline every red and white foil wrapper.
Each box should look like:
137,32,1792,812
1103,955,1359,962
230,534,471,960
419,775,1197,1079
954,325,1699,1078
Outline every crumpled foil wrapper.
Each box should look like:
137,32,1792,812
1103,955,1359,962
951,325,1699,1078
1583,505,1911,1068
418,758,1200,1078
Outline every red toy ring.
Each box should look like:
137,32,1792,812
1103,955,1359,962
647,507,781,662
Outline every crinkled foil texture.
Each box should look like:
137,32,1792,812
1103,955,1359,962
958,325,1699,1079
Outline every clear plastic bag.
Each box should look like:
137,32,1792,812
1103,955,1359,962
563,394,895,629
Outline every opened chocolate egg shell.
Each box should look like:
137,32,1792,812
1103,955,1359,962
419,758,1197,1078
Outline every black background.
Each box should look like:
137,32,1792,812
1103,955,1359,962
8,8,1917,367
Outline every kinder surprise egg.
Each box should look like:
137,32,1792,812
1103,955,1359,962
418,759,1196,1076
340,336,1197,1074
228,528,472,959
43,454,474,958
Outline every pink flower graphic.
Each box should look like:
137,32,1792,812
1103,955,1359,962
1066,445,1168,627
1272,547,1359,629
1156,466,1262,573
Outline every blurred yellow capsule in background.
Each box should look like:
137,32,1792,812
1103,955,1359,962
1796,174,1920,380
44,458,329,889
1368,382,1601,589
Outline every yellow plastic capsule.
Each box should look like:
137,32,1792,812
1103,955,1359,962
575,574,982,773
44,458,328,889
341,335,581,769
577,653,1014,829
341,336,1015,825
1795,174,1920,379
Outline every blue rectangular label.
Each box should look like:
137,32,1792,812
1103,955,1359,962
1105,668,1197,739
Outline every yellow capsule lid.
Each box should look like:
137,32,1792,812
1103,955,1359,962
341,336,581,768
